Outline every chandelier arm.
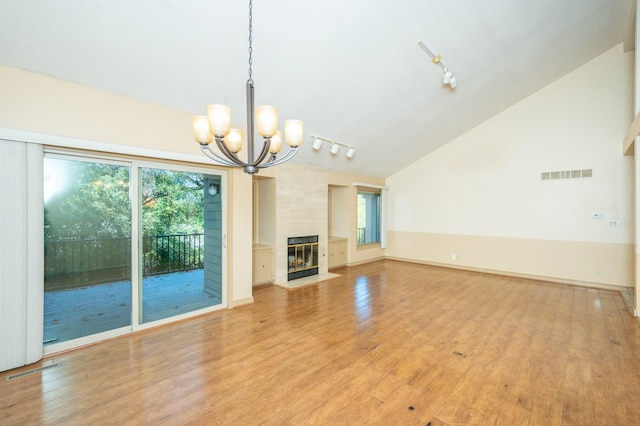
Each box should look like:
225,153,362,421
252,138,274,166
200,145,242,167
258,147,299,168
214,138,250,167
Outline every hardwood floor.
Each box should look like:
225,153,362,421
2,260,640,425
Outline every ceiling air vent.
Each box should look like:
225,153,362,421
541,169,592,181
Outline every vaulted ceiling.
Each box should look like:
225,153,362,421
0,0,635,178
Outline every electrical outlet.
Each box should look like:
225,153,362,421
451,253,457,261
608,219,622,227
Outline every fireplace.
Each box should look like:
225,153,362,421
287,235,319,281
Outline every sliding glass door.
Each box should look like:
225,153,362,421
44,157,132,345
43,155,225,352
139,167,223,323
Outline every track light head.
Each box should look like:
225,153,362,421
443,69,452,84
346,147,355,159
312,137,322,150
330,143,340,155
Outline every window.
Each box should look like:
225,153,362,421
357,189,381,245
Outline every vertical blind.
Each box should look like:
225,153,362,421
0,139,44,372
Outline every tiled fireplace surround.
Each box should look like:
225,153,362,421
272,164,328,287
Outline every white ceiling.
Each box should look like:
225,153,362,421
0,0,635,178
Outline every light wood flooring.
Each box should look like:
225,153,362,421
2,260,640,425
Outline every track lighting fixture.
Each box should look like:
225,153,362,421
417,40,457,89
311,135,355,159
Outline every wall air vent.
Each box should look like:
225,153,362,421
541,169,592,181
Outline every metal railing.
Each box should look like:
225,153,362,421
44,234,204,291
142,234,204,276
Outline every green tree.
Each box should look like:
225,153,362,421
141,168,204,236
45,161,131,240
45,161,206,241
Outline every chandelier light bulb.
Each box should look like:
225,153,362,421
193,115,213,144
449,77,457,88
256,105,278,137
206,104,231,137
269,131,282,154
225,128,243,153
284,120,304,147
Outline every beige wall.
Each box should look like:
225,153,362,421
388,232,632,288
254,177,276,245
0,65,200,156
386,44,635,288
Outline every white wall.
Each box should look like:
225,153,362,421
386,44,634,287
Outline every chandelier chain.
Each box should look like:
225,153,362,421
248,0,253,83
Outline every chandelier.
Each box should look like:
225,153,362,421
192,0,303,175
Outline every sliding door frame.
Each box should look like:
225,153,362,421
0,128,229,356
43,151,228,354
131,159,228,332
43,152,135,354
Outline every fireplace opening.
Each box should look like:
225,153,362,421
287,235,319,281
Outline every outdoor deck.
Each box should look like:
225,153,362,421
44,269,221,344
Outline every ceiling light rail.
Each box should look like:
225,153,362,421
311,136,355,159
417,40,457,88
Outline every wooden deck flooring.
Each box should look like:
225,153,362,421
3,259,640,425
44,269,221,344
